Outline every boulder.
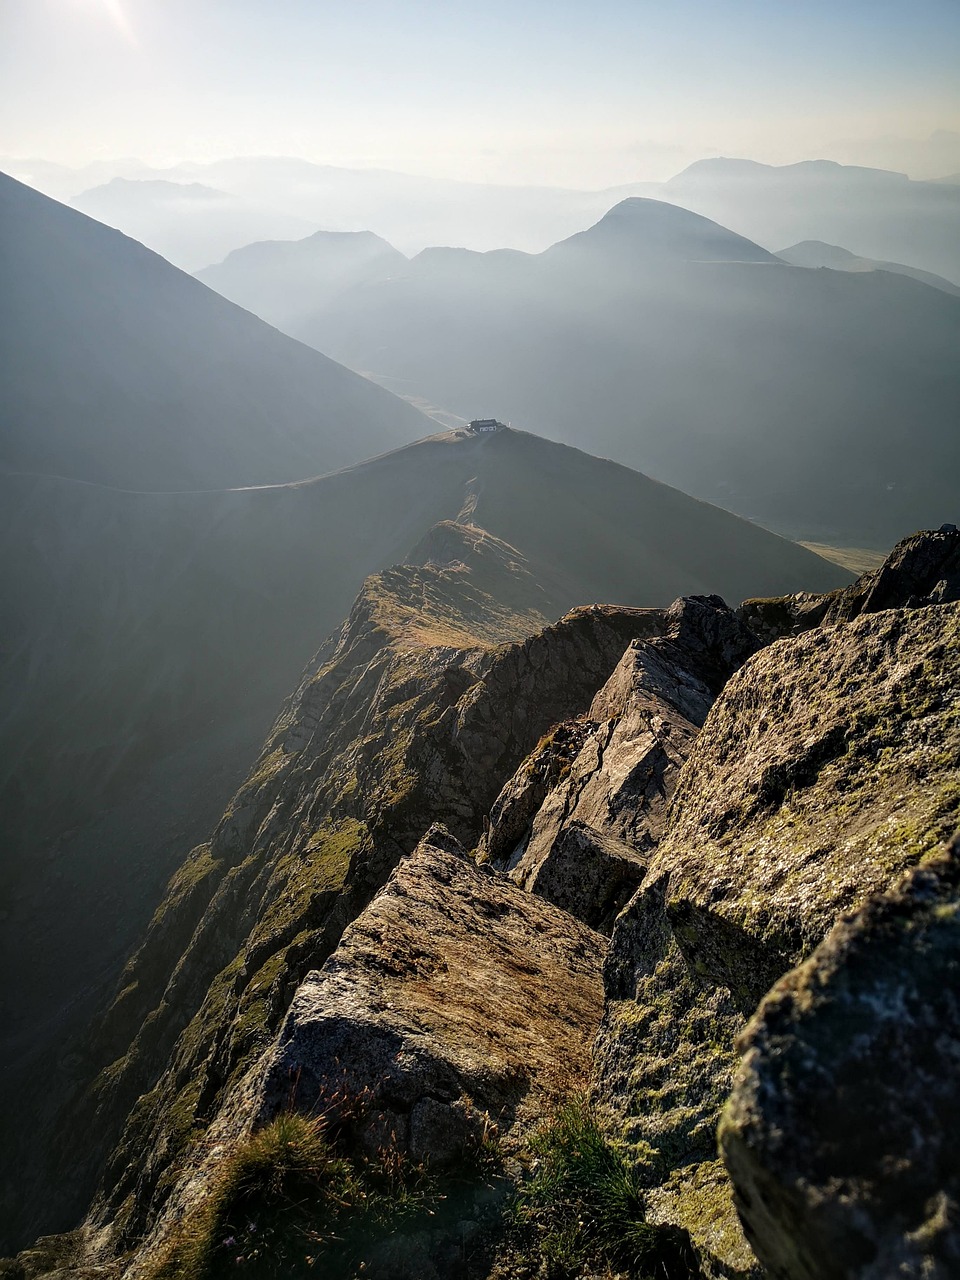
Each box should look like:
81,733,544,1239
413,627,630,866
257,827,606,1162
721,836,960,1280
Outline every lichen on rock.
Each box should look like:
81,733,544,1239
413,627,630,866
595,598,960,1275
720,835,960,1280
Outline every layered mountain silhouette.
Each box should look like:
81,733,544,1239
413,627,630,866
658,158,960,283
10,153,957,276
246,197,960,546
196,229,407,329
0,172,428,489
70,176,315,270
45,155,624,257
0,426,849,1219
776,239,960,297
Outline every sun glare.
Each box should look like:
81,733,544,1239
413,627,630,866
88,0,138,45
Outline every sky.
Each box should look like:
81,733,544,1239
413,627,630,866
2,0,960,186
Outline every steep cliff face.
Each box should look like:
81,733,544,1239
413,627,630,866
20,544,665,1260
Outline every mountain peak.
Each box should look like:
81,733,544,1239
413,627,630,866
669,156,912,186
546,196,776,266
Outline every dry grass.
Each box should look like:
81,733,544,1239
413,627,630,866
799,541,888,575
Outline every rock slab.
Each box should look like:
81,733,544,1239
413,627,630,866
258,827,606,1161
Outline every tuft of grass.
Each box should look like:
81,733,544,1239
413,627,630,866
147,1111,439,1279
515,1097,699,1278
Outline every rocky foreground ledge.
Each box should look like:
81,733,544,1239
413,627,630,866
255,826,606,1162
4,529,959,1280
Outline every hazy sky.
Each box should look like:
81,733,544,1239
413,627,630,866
3,0,960,185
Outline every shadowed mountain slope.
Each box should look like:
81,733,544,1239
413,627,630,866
1,425,848,865
0,172,428,489
282,197,960,546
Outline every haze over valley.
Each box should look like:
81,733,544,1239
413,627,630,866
194,192,960,547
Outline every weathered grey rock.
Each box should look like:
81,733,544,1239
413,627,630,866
257,827,606,1162
478,719,598,870
721,836,960,1280
68,582,659,1255
512,819,646,934
595,601,960,1276
482,596,757,903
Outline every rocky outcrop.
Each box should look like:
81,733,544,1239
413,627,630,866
595,600,960,1275
256,826,606,1161
739,526,960,641
5,418,845,1256
721,835,960,1280
11,530,958,1280
41,557,662,1264
481,596,757,890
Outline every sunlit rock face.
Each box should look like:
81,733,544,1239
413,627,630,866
255,826,606,1163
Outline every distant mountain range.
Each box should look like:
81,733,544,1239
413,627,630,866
819,128,960,182
776,240,960,297
71,177,315,270
196,229,407,328
205,195,960,546
658,158,960,284
0,172,428,489
5,153,957,284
